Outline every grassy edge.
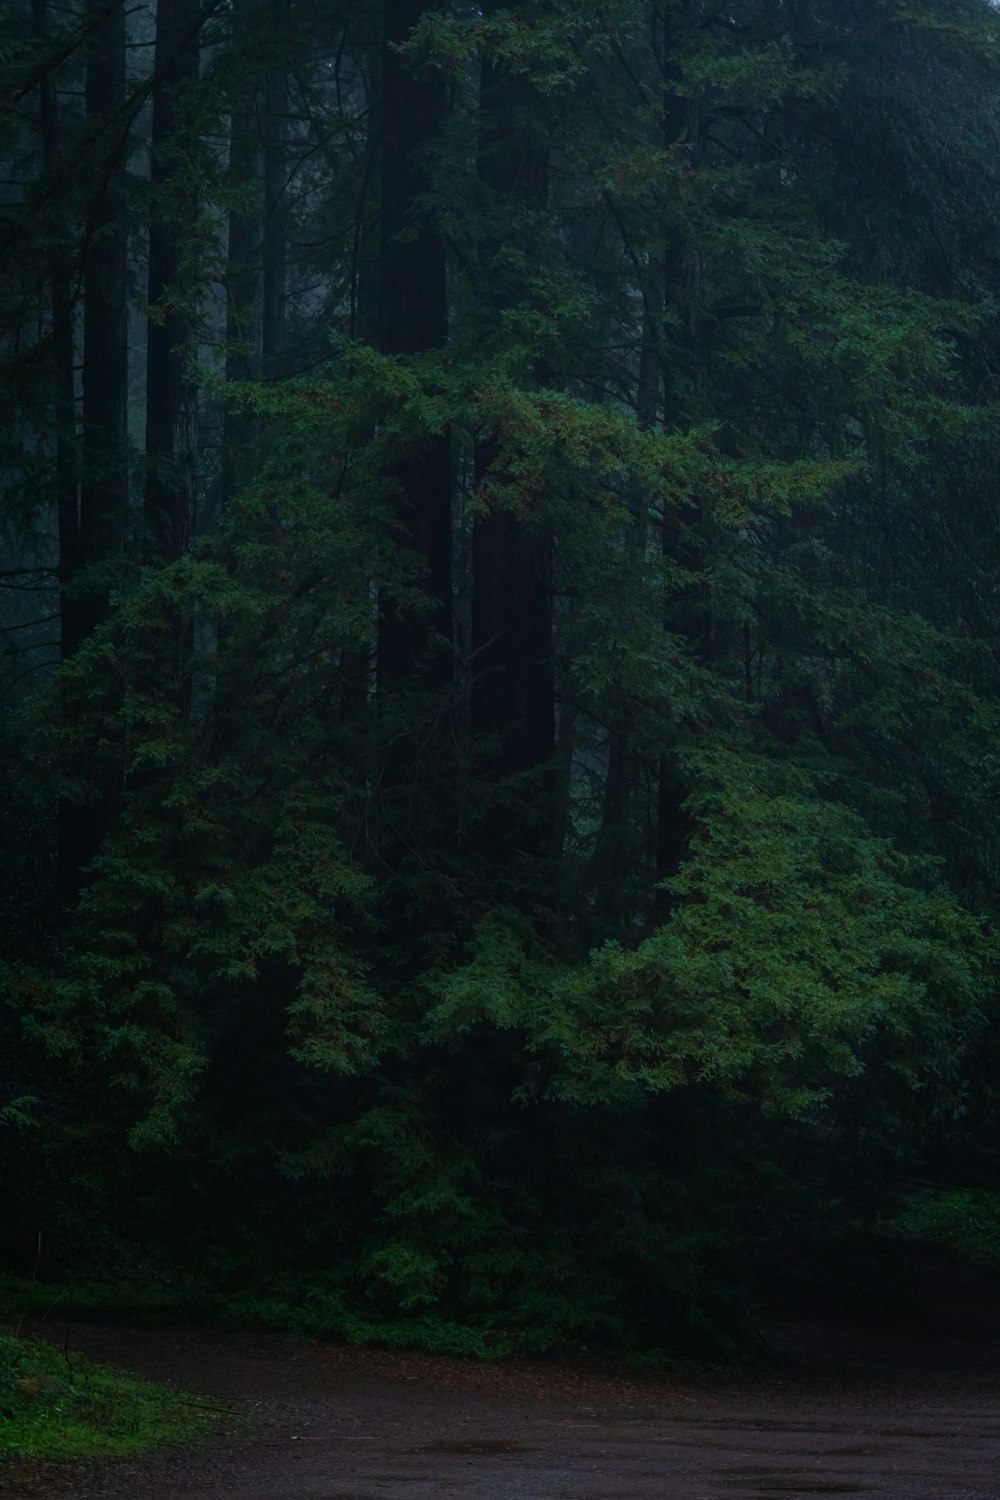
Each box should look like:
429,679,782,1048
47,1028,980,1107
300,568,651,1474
0,1327,222,1463
0,1273,229,1462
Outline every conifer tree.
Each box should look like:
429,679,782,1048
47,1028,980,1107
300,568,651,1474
144,0,201,571
56,0,130,903
377,0,451,689
3,0,1000,1351
471,28,555,867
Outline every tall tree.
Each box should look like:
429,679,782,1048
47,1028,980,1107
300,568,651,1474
6,0,1000,1358
80,0,128,635
31,0,87,907
144,0,200,571
55,0,131,904
262,0,289,377
470,37,555,868
31,0,80,666
216,0,261,522
376,0,451,689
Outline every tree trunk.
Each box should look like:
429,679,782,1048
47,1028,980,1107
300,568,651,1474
81,0,128,635
33,0,87,906
32,0,81,664
262,0,288,378
655,3,705,896
375,0,451,691
470,53,554,864
218,0,261,521
142,0,200,729
595,254,662,929
144,0,200,571
54,0,132,906
198,0,261,754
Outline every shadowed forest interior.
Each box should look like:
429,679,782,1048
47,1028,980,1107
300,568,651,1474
3,0,1000,1360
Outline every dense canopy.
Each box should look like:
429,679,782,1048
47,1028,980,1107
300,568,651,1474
2,0,1000,1352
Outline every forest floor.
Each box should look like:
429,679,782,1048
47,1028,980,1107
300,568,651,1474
2,1261,999,1500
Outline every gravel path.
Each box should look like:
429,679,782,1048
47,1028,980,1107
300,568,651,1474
3,1270,1000,1500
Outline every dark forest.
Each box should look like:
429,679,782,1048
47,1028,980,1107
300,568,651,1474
3,0,1000,1388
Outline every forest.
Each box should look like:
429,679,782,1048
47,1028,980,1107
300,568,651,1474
2,0,1000,1365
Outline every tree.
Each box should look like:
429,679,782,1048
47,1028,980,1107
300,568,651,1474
376,0,451,690
2,0,1000,1353
470,27,556,872
144,0,201,574
55,0,130,904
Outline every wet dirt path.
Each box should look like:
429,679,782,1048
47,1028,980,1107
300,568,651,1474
4,1281,1000,1500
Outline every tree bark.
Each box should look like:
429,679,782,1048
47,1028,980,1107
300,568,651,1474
53,0,132,907
218,0,261,521
33,0,89,906
262,0,288,378
81,0,128,634
144,0,200,571
32,0,81,663
595,252,662,929
470,53,554,863
655,3,706,896
376,0,451,691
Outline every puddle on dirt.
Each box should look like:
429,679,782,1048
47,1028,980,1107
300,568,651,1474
761,1482,869,1494
698,1417,958,1439
650,1436,832,1454
718,1467,844,1477
411,1438,536,1455
712,1483,871,1495
710,1469,872,1494
807,1445,889,1457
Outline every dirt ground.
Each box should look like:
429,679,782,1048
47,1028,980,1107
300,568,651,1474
4,1264,1000,1500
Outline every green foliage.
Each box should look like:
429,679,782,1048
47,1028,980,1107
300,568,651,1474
0,1098,36,1130
418,732,990,1118
3,0,1000,1362
889,1189,1000,1271
0,1274,183,1322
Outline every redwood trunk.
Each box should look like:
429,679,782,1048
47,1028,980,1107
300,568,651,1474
144,0,200,570
376,0,451,690
262,0,288,378
81,0,128,633
471,54,554,862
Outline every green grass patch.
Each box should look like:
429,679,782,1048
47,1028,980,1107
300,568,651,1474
0,1329,219,1462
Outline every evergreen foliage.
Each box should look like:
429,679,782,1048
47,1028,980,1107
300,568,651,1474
2,0,1000,1360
